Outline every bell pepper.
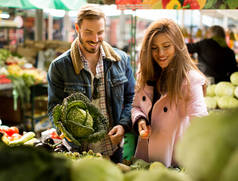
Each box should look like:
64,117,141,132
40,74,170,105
162,0,170,8
183,0,200,9
0,75,11,84
166,0,182,9
0,126,19,137
198,0,207,9
116,0,142,5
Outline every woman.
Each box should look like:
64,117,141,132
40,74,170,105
131,19,208,167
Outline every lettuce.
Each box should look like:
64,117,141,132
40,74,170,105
230,72,238,86
214,81,234,97
175,109,238,181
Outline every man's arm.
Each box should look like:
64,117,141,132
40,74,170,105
118,54,135,132
108,53,135,146
47,61,65,125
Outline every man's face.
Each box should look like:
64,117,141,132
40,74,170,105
77,18,105,54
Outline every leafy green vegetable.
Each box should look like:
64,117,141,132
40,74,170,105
124,170,146,181
227,0,238,8
215,81,234,97
0,144,71,181
53,92,109,146
234,86,238,99
204,96,217,109
149,161,166,171
206,84,216,97
0,49,11,66
204,0,217,8
230,72,238,86
217,96,238,109
7,74,35,106
220,150,238,181
71,158,123,181
175,109,238,181
130,159,151,170
131,169,191,181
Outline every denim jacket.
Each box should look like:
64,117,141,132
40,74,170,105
47,43,135,131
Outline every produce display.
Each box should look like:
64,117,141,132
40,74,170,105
204,72,238,110
0,139,71,181
53,92,109,146
1,105,237,181
0,125,37,146
0,48,46,109
0,137,190,181
175,108,238,181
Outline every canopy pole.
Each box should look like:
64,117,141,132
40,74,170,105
35,9,43,41
48,14,53,40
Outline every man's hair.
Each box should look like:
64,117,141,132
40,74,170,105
209,25,226,39
76,4,106,27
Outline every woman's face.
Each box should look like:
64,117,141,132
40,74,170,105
151,33,175,69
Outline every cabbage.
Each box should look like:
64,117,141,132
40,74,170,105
220,150,238,181
149,161,166,170
71,158,123,181
204,96,217,109
53,92,109,146
206,84,216,97
215,82,234,97
234,86,238,99
175,109,238,181
124,170,145,181
230,72,238,85
132,169,191,181
217,96,238,109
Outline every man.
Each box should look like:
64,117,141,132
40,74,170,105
187,25,237,83
47,4,135,163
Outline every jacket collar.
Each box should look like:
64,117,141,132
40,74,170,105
70,38,121,74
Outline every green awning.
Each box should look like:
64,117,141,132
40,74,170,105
0,0,86,11
29,0,87,11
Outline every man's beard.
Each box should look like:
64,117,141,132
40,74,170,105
78,34,101,54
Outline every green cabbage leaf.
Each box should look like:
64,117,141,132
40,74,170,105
52,92,109,146
175,109,238,181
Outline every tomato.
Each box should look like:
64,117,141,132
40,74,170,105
139,126,151,139
4,126,19,137
8,133,22,141
51,131,61,139
0,126,10,135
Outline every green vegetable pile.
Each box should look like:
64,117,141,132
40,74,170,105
71,158,124,181
123,167,190,181
53,92,109,146
0,142,71,181
205,72,238,110
0,49,11,66
175,108,238,181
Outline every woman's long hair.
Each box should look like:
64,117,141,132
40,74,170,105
136,19,204,105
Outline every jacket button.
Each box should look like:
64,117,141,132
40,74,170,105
142,96,146,101
164,107,168,112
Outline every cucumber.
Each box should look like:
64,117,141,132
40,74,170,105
1,134,10,145
24,138,39,146
9,132,36,146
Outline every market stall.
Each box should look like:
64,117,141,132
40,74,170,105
0,1,238,180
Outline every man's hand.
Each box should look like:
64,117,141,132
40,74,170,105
108,125,125,146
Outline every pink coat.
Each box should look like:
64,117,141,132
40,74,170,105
131,70,208,167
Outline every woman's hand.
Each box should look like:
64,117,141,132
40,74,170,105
138,118,151,139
